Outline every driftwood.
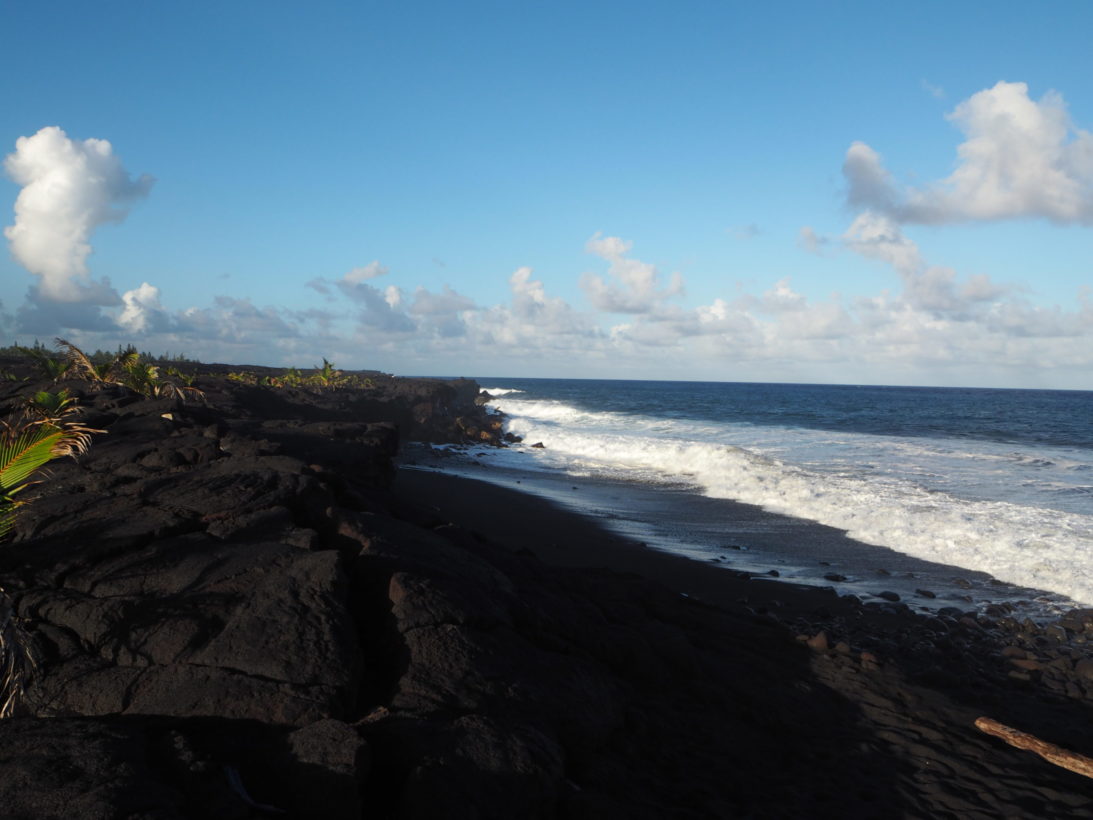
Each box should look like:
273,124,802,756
976,717,1093,779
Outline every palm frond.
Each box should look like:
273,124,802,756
0,417,99,493
109,348,141,382
21,346,70,381
0,503,16,541
0,419,97,538
54,338,97,381
25,389,79,422
0,592,34,719
0,422,69,492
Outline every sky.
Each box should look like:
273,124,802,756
2,1,1092,388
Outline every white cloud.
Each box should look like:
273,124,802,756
343,261,388,284
843,142,902,216
469,267,600,354
118,282,168,333
961,274,1006,303
308,260,390,298
341,281,416,333
759,278,806,313
409,285,475,317
845,82,1093,225
842,211,1007,317
408,285,476,338
185,296,301,340
509,266,546,315
3,126,153,302
580,233,684,313
842,211,921,275
384,285,402,309
507,266,584,330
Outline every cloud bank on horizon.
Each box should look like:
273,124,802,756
3,82,1093,388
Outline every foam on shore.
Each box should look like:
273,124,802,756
482,390,1093,608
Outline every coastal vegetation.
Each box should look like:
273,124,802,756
53,339,206,401
225,358,376,390
1,340,379,394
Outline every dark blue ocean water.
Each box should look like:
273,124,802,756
425,378,1093,612
485,379,1093,450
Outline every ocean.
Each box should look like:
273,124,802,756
410,379,1093,617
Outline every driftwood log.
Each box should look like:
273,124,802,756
976,717,1093,779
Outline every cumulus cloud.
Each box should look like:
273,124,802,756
308,261,390,297
343,282,417,333
118,282,170,333
408,285,476,338
842,211,1007,316
843,142,903,216
458,267,601,357
759,278,808,313
3,126,153,302
845,82,1093,225
323,266,487,340
580,233,684,313
409,285,475,317
181,296,301,341
842,211,922,275
505,266,587,333
505,267,595,332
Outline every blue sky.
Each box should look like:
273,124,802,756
2,1,1092,388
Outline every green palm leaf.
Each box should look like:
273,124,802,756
0,423,67,492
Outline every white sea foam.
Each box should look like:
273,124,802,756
491,394,1093,606
480,387,526,396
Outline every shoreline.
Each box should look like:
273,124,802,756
400,442,1078,621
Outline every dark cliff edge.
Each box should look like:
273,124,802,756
0,367,1091,819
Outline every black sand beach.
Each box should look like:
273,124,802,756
1,362,1093,818
391,466,1093,817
